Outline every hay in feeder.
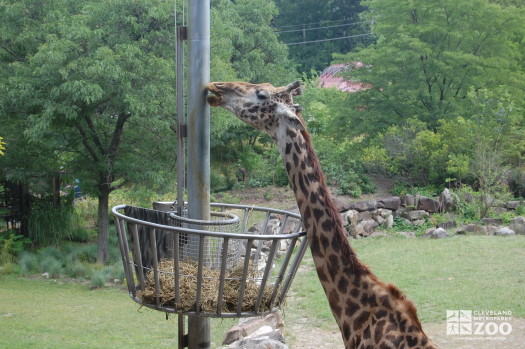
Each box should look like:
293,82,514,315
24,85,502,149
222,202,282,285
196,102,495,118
138,259,276,313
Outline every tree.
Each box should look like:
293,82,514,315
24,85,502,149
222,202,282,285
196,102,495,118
209,0,299,188
335,0,525,132
1,0,177,263
274,0,372,74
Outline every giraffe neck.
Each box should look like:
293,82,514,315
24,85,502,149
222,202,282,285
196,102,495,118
276,127,369,316
276,125,434,348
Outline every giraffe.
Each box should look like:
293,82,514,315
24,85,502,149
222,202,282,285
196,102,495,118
206,81,438,349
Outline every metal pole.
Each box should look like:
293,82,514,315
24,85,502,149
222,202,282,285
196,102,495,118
187,0,211,348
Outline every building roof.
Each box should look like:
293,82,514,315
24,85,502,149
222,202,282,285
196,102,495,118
319,63,370,93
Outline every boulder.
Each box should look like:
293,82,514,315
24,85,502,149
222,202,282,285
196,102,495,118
377,197,401,211
356,220,379,236
341,210,359,225
482,218,503,226
402,210,429,221
438,188,456,212
430,228,449,239
417,196,440,213
348,200,378,212
494,227,515,236
509,216,525,235
401,194,416,207
227,337,288,349
438,220,457,230
506,201,521,210
457,223,487,235
397,231,416,238
423,227,448,238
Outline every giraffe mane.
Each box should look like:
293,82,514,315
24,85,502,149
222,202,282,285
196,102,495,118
296,113,370,276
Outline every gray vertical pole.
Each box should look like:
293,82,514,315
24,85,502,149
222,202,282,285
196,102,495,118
176,23,187,349
186,0,211,348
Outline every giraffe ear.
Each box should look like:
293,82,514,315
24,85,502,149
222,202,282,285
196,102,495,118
282,109,306,130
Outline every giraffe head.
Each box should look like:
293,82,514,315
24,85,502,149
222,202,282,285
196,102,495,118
207,81,306,137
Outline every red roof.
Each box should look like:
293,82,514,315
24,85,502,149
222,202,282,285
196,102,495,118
319,63,371,93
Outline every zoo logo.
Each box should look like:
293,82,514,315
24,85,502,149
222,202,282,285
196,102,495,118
446,310,513,336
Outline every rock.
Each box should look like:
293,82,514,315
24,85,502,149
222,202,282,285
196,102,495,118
402,210,429,221
42,272,49,278
417,196,440,213
377,208,393,218
423,228,436,238
438,188,456,212
506,201,521,210
397,231,416,238
401,194,416,207
482,218,503,226
438,220,457,230
494,227,515,236
412,219,426,226
457,223,487,235
491,207,508,214
377,197,401,210
358,211,375,222
430,228,449,239
356,220,379,236
509,216,525,235
385,215,394,229
486,225,499,236
227,337,288,349
348,200,378,212
341,210,359,225
223,325,244,345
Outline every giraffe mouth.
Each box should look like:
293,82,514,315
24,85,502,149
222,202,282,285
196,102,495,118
206,82,224,107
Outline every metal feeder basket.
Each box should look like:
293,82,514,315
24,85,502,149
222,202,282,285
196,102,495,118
112,202,307,318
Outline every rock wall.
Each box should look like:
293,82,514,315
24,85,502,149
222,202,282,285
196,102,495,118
336,189,524,238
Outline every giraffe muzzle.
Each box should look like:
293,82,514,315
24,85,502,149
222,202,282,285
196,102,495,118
206,82,224,107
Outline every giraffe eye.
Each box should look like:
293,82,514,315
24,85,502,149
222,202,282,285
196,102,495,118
256,90,269,100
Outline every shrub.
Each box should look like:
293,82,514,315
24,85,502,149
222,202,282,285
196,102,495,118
39,255,63,278
90,270,107,288
64,262,88,279
18,252,38,275
28,203,75,246
0,232,31,265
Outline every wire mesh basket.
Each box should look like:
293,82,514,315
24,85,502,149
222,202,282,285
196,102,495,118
112,202,307,318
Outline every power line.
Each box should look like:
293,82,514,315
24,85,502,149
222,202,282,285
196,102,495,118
274,17,355,30
284,32,374,46
275,20,373,34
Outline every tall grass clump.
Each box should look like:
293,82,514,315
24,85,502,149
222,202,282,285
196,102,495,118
28,197,77,246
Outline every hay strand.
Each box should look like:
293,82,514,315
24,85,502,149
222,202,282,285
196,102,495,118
138,259,276,314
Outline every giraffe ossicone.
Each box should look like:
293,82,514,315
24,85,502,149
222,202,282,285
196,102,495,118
207,81,438,349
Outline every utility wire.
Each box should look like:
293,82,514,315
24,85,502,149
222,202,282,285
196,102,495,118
284,32,374,46
275,20,372,34
274,17,356,30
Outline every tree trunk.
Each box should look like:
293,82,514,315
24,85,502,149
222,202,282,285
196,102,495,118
96,188,110,264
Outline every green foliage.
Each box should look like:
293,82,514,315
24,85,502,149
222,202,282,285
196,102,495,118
337,0,525,129
0,136,5,156
0,232,31,265
274,0,372,74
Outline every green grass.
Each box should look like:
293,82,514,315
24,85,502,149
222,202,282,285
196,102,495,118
1,235,524,348
285,235,525,327
0,277,236,348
